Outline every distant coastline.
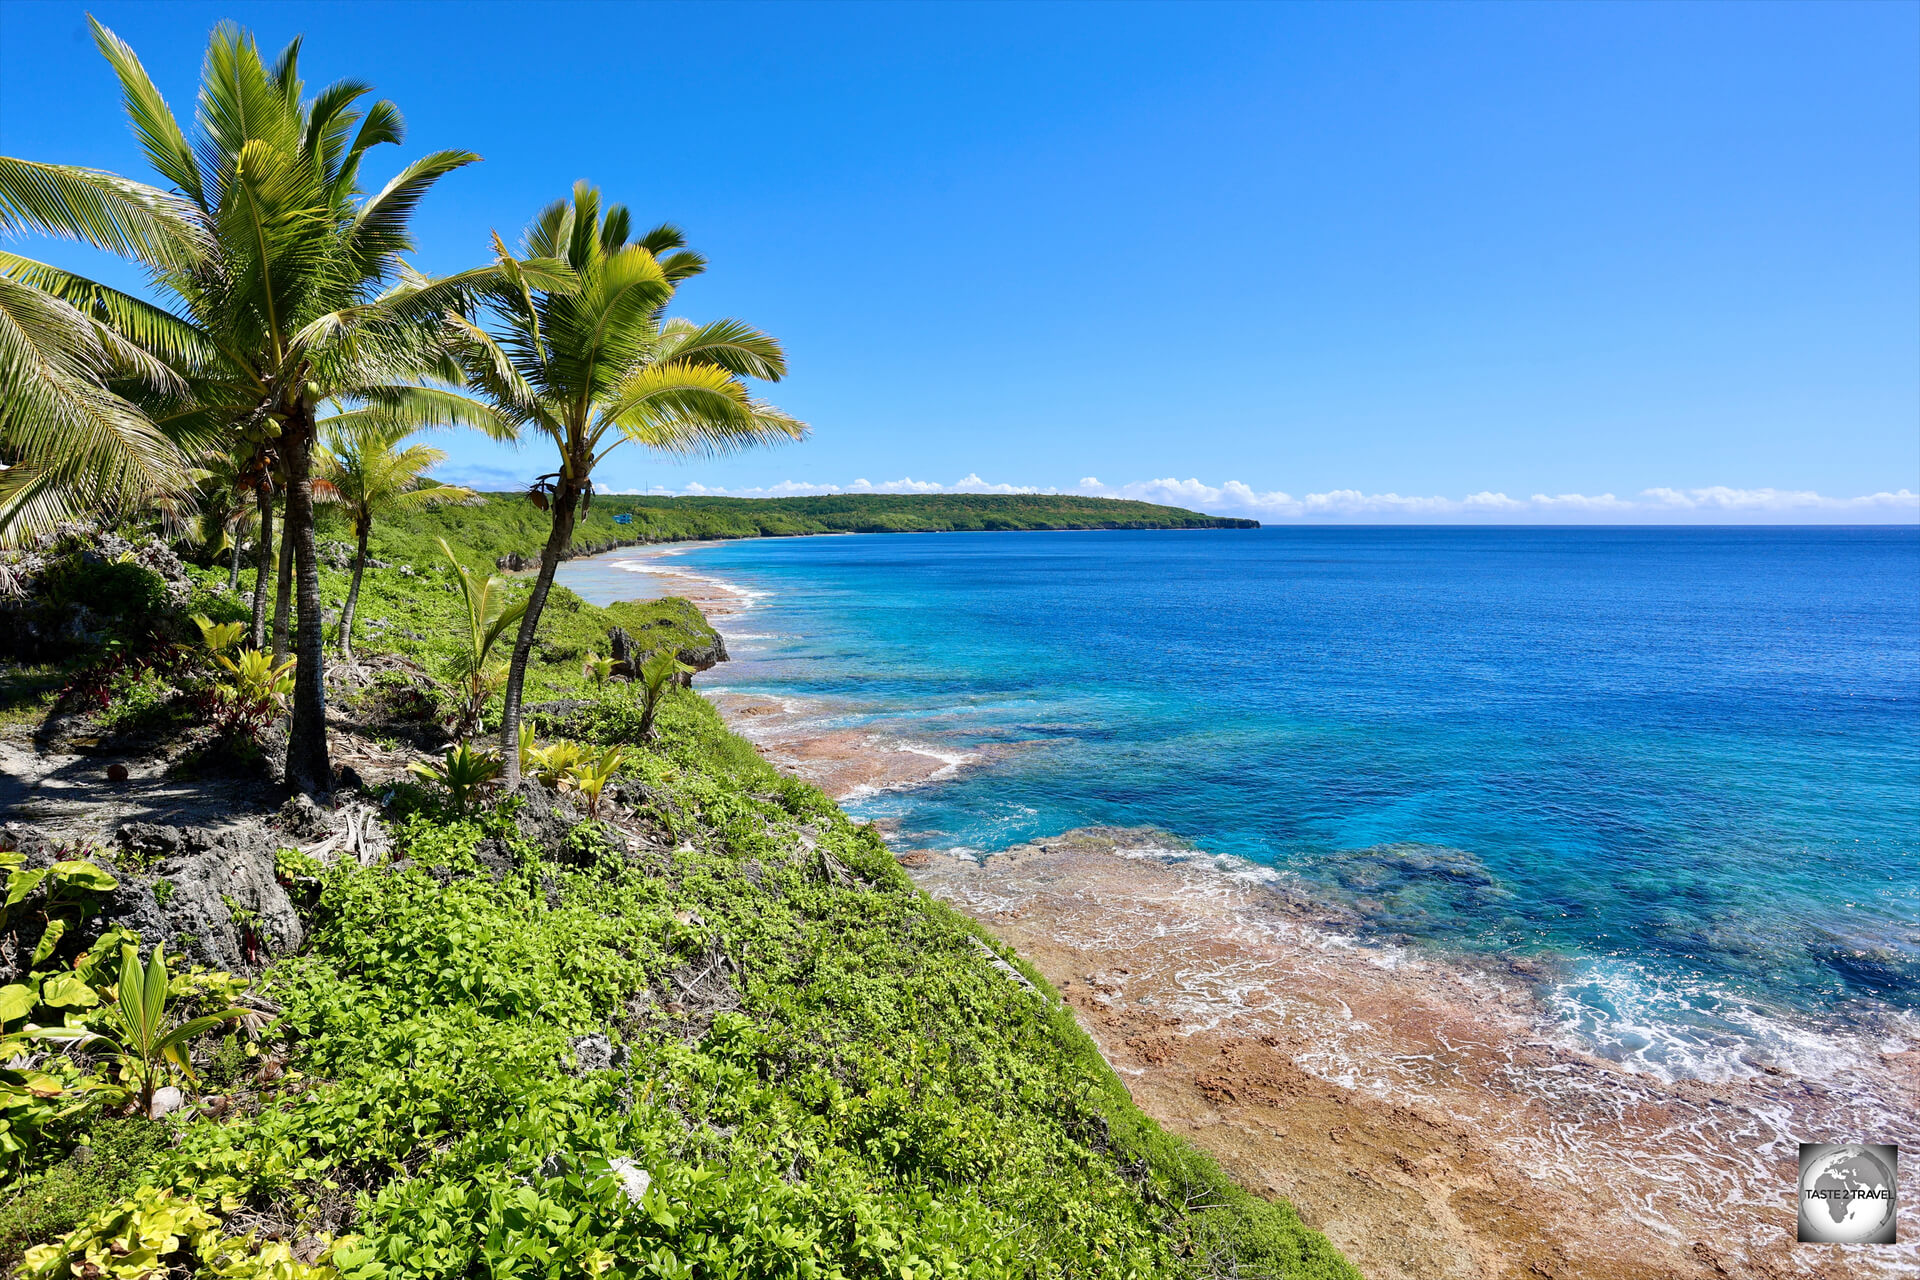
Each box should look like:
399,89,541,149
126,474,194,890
322,490,1258,576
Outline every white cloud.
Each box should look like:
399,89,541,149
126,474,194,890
1069,476,1917,523
474,467,1920,524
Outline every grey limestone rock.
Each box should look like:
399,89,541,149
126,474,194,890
115,821,304,973
569,1033,630,1074
505,780,584,850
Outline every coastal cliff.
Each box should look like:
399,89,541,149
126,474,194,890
0,527,1354,1278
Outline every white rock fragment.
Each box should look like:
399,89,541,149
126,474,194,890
609,1157,651,1205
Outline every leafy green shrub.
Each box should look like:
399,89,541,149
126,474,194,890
273,848,326,909
0,1117,172,1270
205,647,295,742
17,1184,344,1279
37,557,171,625
192,614,246,655
96,667,179,735
0,852,120,981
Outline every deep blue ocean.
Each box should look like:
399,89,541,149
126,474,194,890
561,526,1920,1076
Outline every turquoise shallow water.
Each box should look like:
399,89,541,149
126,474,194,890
560,526,1920,1078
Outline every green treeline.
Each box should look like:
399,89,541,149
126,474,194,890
328,493,1258,571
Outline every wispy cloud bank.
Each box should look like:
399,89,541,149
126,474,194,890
672,473,1042,498
606,474,1919,524
1072,478,1920,523
437,462,1918,524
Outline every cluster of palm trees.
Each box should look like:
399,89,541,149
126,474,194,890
0,19,804,793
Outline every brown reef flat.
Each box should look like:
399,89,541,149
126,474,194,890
710,690,1015,805
905,829,1918,1280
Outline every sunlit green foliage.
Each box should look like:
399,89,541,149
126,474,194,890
526,739,588,792
41,688,1353,1279
315,423,476,658
565,745,625,820
35,947,249,1119
19,1183,344,1279
635,652,692,742
435,537,528,740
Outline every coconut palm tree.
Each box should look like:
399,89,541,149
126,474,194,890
447,183,805,784
316,420,475,658
0,20,521,791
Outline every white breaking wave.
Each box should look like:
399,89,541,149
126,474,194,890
603,557,768,607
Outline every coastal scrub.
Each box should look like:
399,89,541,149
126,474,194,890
0,525,1354,1277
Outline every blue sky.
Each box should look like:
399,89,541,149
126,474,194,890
3,0,1915,522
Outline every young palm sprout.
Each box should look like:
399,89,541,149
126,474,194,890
36,947,248,1120
437,537,528,741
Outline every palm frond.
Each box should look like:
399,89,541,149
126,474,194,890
600,360,755,454
0,156,205,267
0,251,212,376
0,276,190,544
350,149,479,272
196,22,305,208
445,313,543,426
565,180,602,267
333,99,405,201
655,316,787,381
522,198,573,260
323,384,513,441
635,222,686,256
657,250,707,283
268,35,303,101
302,77,373,179
397,480,478,508
88,18,206,207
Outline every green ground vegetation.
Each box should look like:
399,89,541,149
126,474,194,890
5,530,713,739
320,558,714,710
6,693,1358,1280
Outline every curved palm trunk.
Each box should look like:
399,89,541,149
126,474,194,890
249,488,275,649
498,479,580,786
227,523,243,592
339,515,370,659
271,520,295,663
281,403,331,794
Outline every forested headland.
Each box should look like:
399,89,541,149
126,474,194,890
328,493,1258,573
